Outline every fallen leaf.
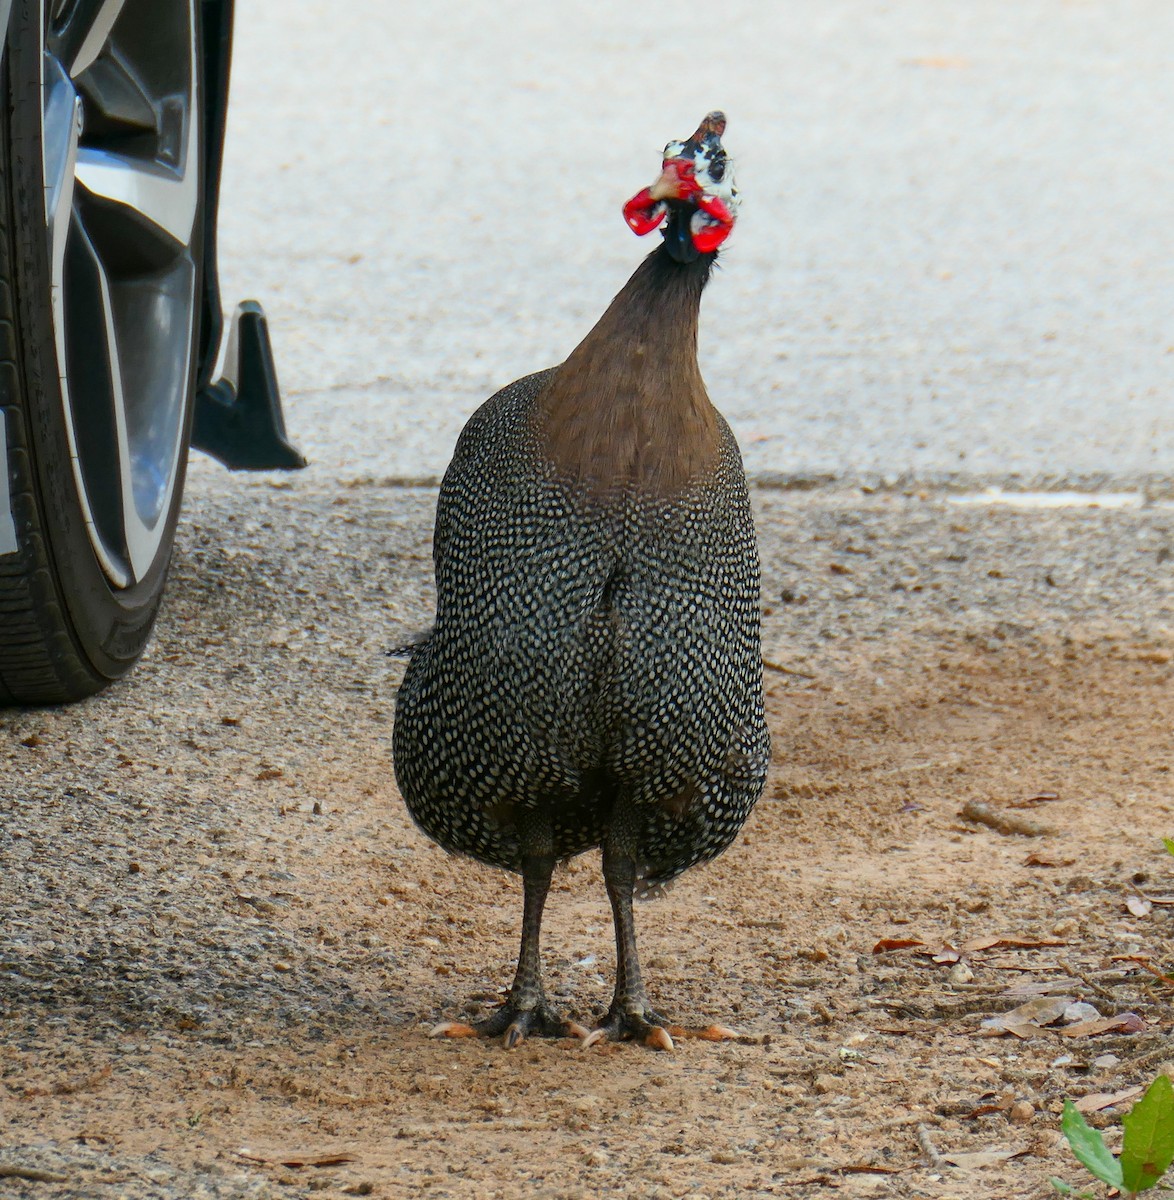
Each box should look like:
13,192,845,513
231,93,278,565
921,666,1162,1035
1074,1086,1145,1115
961,799,1053,837
1125,895,1153,918
1008,791,1061,809
961,935,1068,953
968,1098,1014,1118
1003,978,1082,997
872,937,927,954
836,1164,905,1175
1023,851,1075,867
980,995,1074,1033
236,1148,357,1168
941,1146,1029,1168
1061,1013,1147,1039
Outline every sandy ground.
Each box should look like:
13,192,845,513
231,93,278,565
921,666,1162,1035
2,478,1171,1199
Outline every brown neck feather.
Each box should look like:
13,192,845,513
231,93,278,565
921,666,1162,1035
537,244,720,499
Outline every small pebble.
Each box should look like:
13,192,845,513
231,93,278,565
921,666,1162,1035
949,961,974,984
1063,1002,1100,1023
1009,1100,1036,1125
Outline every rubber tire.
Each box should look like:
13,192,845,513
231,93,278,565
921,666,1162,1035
0,0,202,706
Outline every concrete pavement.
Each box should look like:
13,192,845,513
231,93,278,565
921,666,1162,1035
212,1,1173,488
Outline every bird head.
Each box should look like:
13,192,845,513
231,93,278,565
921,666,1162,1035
622,111,738,263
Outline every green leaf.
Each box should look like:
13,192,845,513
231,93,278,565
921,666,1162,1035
1164,837,1174,858
1062,1099,1124,1189
1121,1075,1174,1194
1049,1178,1074,1195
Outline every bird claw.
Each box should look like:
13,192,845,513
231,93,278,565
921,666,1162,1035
644,1025,676,1052
430,1002,586,1049
671,1023,743,1042
584,1011,743,1051
429,1021,480,1039
584,1005,677,1052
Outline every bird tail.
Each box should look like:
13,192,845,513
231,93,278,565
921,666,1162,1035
386,627,434,658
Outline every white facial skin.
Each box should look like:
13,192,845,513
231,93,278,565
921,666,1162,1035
662,139,740,216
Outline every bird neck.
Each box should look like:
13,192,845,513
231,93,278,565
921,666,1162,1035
538,245,721,500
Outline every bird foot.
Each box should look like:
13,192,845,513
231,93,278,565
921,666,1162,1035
430,998,589,1049
583,1005,742,1052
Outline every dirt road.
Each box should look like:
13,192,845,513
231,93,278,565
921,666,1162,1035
2,476,1171,1199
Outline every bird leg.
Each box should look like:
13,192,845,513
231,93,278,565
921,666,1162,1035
431,849,587,1048
585,842,740,1052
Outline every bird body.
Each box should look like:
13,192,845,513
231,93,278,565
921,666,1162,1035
393,113,769,1048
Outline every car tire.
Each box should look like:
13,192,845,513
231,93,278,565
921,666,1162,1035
0,0,203,705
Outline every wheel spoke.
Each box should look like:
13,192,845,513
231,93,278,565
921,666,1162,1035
53,0,130,77
76,146,198,251
42,55,81,243
73,226,157,582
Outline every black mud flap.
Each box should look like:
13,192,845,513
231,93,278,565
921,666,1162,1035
193,301,307,470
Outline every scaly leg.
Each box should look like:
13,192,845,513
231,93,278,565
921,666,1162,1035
432,848,587,1048
585,840,740,1052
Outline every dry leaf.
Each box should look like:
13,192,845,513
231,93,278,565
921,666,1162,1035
961,935,1067,954
836,1164,904,1175
1003,978,1082,997
1125,895,1152,918
980,995,1074,1034
968,1097,1014,1118
236,1148,357,1168
872,937,927,954
941,1146,1029,1168
961,800,1053,837
1073,1086,1145,1114
1008,791,1061,809
1060,1012,1147,1039
1023,851,1074,867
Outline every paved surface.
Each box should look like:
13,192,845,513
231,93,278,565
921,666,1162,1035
214,0,1173,486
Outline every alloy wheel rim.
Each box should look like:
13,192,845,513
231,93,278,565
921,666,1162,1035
41,0,199,588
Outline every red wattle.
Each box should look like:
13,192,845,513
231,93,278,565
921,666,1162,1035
623,188,667,236
691,193,735,253
664,158,702,201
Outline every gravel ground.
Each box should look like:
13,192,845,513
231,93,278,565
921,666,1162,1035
1,476,1171,1197
3,2,1174,1194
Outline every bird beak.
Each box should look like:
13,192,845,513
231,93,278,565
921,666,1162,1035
648,159,701,203
623,158,702,238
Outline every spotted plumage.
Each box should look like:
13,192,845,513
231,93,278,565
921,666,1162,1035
393,114,769,1050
